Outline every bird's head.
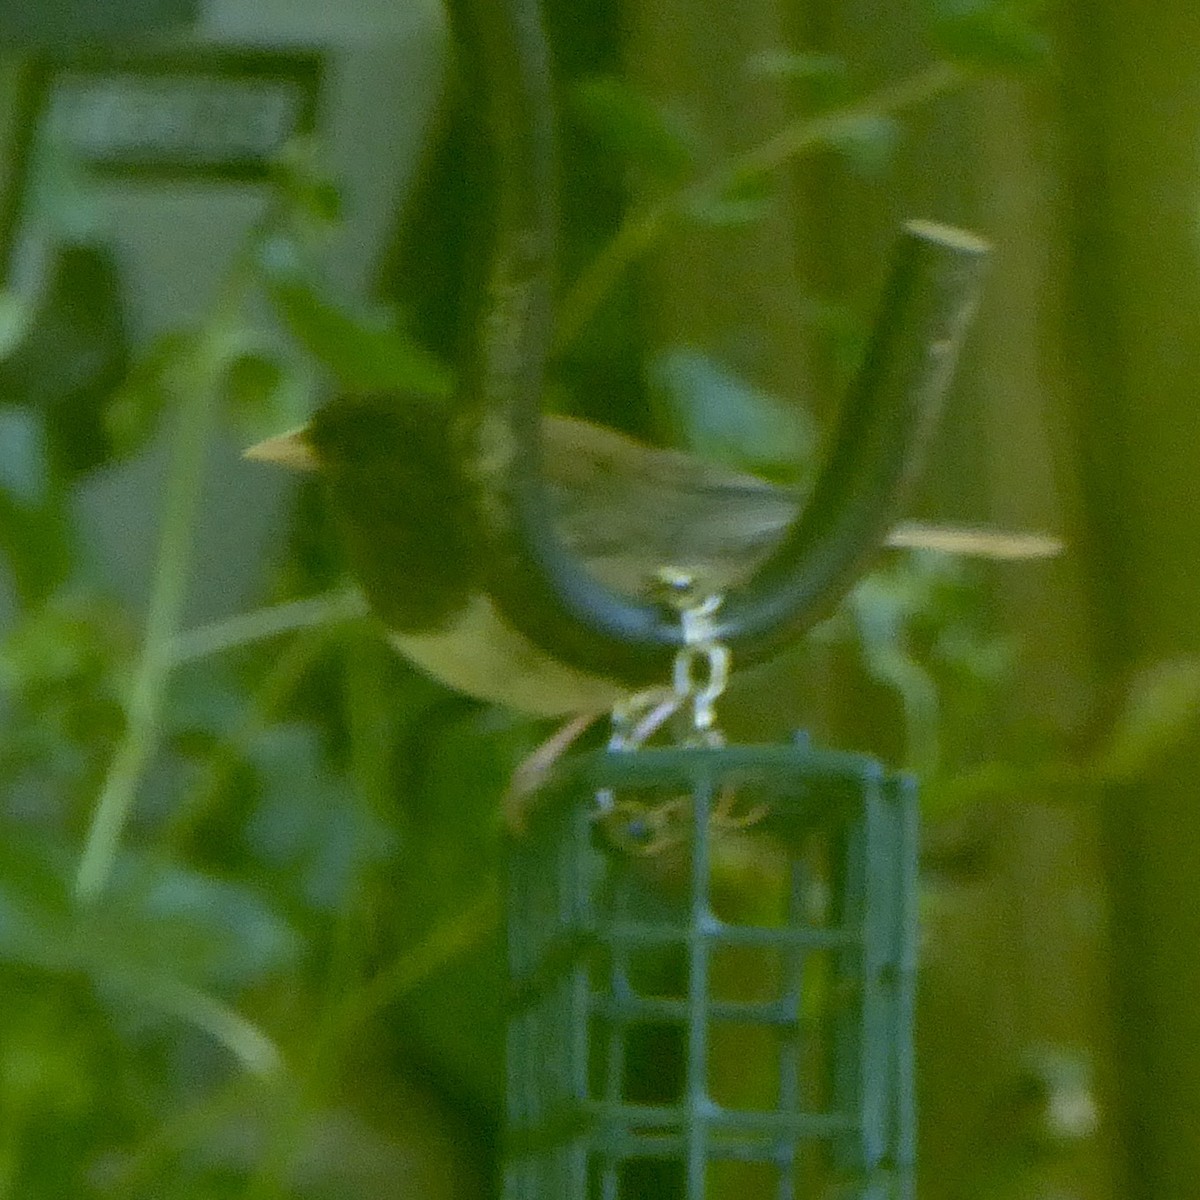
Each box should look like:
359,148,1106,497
245,393,476,631
246,392,448,472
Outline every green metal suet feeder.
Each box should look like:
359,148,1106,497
462,5,987,1181
505,734,918,1199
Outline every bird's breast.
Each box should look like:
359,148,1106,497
389,591,626,717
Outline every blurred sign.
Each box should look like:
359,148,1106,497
0,0,196,45
0,0,446,627
0,48,323,296
41,54,320,179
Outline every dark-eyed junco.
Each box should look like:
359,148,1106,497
247,392,1059,718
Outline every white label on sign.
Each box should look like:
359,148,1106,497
47,65,316,173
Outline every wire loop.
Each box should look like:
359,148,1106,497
453,0,990,687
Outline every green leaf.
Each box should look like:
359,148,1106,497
929,2,1052,71
0,994,96,1117
925,759,1088,818
745,49,853,112
271,136,344,231
828,114,901,177
1096,658,1200,782
103,329,195,459
0,830,300,991
220,347,315,442
649,347,817,484
132,978,282,1077
258,236,452,396
933,622,1013,688
0,289,32,361
0,407,50,505
84,858,299,992
0,592,127,693
245,722,393,912
0,828,290,1078
746,49,849,84
223,351,284,414
107,865,301,990
0,834,72,971
569,75,701,185
164,666,247,748
685,170,776,227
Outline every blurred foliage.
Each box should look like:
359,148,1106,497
0,0,1179,1197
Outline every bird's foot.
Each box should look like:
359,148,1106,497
601,783,770,858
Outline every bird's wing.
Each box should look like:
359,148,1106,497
542,415,798,594
539,417,1063,597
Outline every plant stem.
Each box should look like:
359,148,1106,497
309,884,500,1081
555,59,967,351
158,625,334,854
99,1075,256,1195
75,282,246,904
145,979,283,1077
721,59,964,184
168,589,365,663
0,1109,20,1200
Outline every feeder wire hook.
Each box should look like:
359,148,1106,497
449,0,990,686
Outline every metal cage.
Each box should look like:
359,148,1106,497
505,734,918,1199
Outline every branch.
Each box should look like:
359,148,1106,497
556,60,966,351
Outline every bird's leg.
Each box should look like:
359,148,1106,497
504,685,685,834
612,687,683,750
502,710,603,833
507,585,743,843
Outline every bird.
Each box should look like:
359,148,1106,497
246,391,1060,719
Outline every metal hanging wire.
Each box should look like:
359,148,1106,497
446,2,988,1198
449,0,989,682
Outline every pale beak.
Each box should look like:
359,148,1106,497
243,427,320,472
